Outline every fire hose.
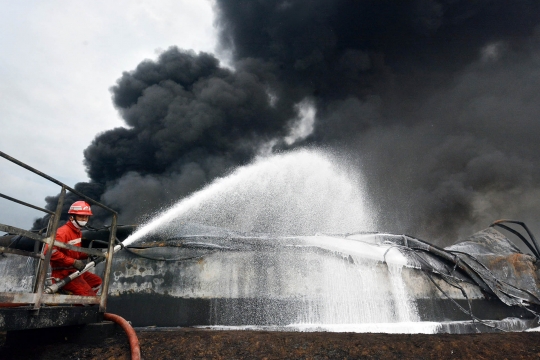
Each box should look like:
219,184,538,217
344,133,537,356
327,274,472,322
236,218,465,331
44,243,123,294
43,234,206,294
104,312,141,360
43,243,141,359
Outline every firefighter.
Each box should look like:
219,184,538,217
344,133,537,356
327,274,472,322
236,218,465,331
46,201,102,296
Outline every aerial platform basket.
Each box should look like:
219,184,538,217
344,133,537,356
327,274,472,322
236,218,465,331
0,150,118,331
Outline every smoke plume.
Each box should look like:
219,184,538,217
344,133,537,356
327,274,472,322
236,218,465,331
36,0,540,245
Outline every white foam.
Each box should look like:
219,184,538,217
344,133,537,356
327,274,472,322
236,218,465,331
199,318,536,334
198,322,441,334
299,234,409,266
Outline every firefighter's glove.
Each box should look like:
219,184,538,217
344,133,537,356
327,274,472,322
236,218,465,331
73,260,86,271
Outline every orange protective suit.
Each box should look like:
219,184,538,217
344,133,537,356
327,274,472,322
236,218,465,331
46,220,102,296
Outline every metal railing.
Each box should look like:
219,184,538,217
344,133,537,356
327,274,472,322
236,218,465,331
0,150,118,313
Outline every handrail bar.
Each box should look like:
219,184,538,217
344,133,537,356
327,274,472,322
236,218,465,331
0,246,43,259
0,224,45,241
0,150,117,215
0,223,106,257
0,151,118,313
0,192,54,215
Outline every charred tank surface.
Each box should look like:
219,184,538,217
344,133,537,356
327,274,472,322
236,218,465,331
95,222,540,333
3,221,540,333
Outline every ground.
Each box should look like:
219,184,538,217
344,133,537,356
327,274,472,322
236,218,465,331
2,328,540,359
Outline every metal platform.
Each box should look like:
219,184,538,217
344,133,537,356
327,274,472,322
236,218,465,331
0,150,118,332
0,305,102,332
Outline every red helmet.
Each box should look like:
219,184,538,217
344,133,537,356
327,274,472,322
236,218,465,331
68,201,93,215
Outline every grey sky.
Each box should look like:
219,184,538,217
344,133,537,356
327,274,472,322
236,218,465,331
0,0,217,230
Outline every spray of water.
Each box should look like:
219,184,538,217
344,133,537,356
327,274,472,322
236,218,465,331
124,149,376,245
118,149,426,330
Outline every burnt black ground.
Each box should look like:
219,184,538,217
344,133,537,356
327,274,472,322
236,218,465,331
2,328,540,359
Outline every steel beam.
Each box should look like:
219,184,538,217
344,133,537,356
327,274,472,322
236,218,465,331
99,213,117,312
32,187,65,310
0,292,100,305
0,246,43,259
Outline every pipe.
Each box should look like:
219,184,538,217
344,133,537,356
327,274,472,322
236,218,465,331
104,312,141,360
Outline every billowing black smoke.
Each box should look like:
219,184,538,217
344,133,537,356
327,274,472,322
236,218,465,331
36,0,540,245
34,48,297,229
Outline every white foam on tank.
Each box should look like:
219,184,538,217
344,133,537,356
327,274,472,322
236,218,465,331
293,258,415,324
291,322,440,333
200,318,536,334
198,322,441,334
298,234,409,266
0,255,36,292
272,235,420,325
